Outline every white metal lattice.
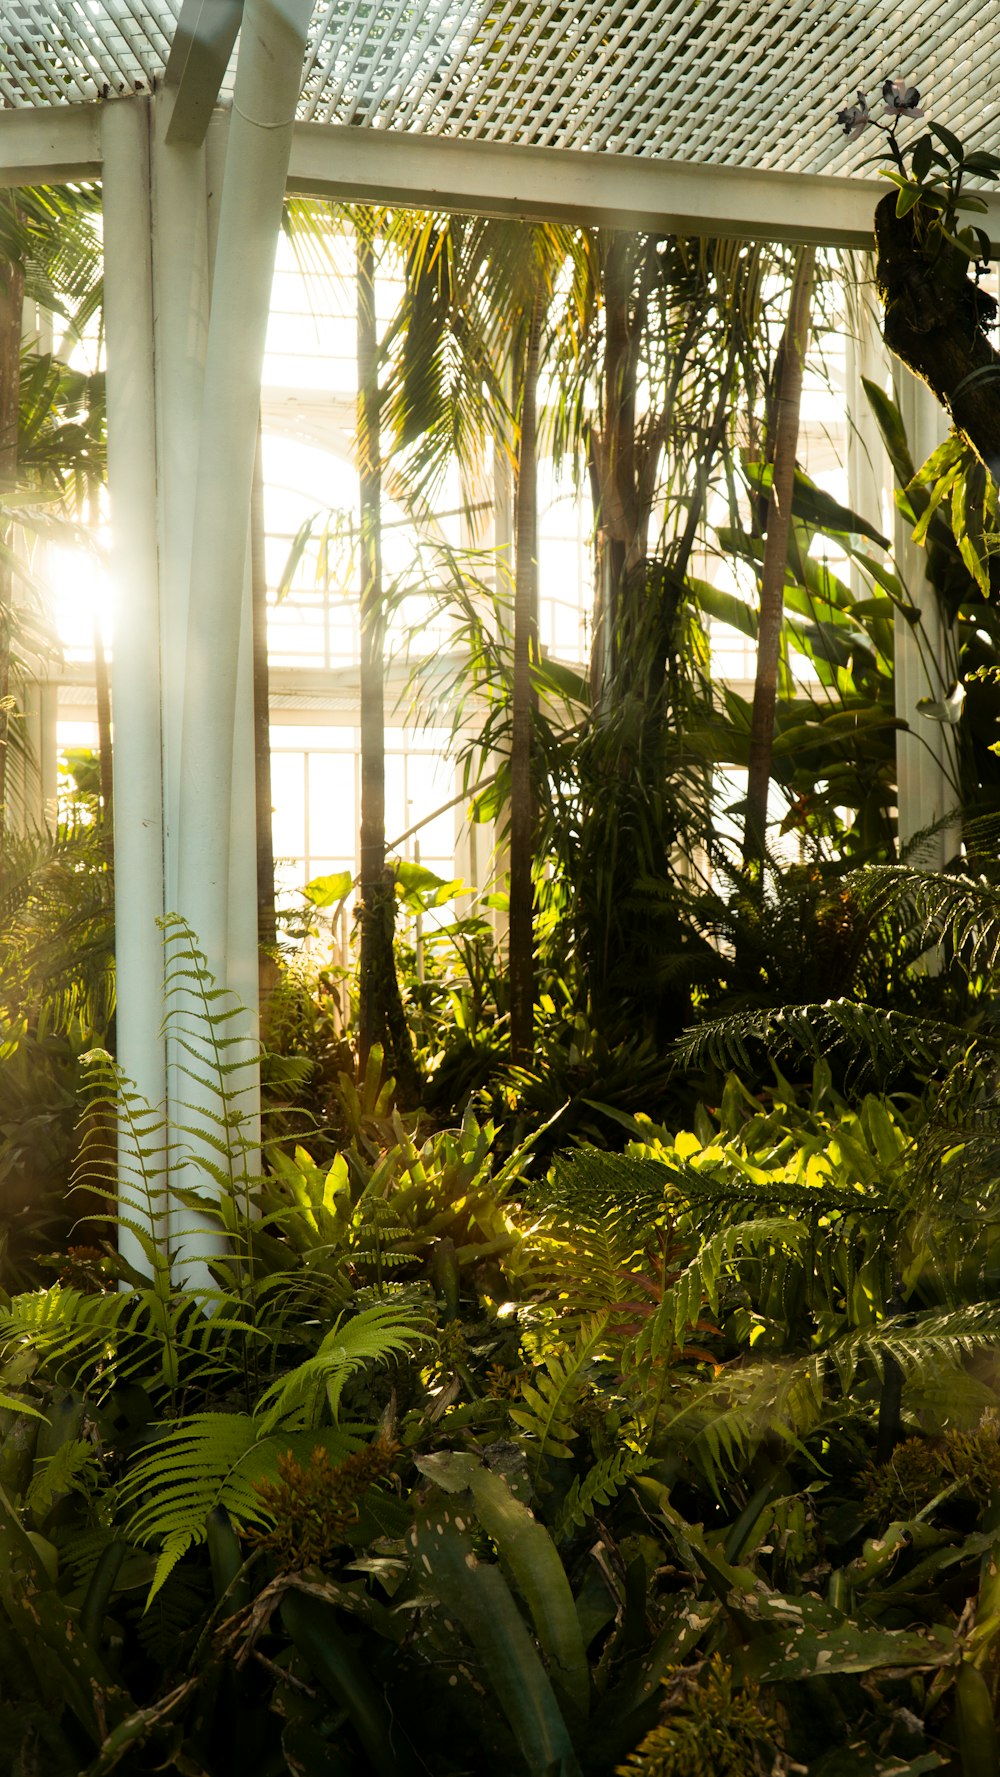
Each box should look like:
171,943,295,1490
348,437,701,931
1,0,999,183
0,0,176,105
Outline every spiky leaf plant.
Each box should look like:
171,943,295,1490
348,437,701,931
615,1659,783,1777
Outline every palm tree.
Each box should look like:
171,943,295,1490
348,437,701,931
743,245,815,868
355,214,420,1100
548,233,769,1038
387,215,582,1066
0,211,24,849
508,274,544,1064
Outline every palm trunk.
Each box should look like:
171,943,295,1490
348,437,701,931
0,236,23,854
743,246,815,869
356,225,420,1100
251,419,276,954
89,490,113,824
357,227,384,1074
93,615,114,819
509,280,543,1066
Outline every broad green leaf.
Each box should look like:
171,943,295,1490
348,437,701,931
417,1453,590,1716
281,1589,411,1777
302,870,352,908
413,1506,581,1775
394,860,463,909
910,134,935,183
929,120,964,161
862,378,916,486
745,463,889,547
688,577,757,640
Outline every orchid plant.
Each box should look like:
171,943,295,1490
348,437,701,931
837,76,1000,270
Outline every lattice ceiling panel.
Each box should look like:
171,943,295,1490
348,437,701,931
0,0,176,105
297,0,1000,174
1,0,999,183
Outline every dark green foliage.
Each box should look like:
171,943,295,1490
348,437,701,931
615,1659,782,1777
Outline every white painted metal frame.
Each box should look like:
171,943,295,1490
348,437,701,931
4,100,1000,248
101,95,166,1272
3,0,1000,184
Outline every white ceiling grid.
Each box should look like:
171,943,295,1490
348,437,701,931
0,0,998,182
0,0,175,105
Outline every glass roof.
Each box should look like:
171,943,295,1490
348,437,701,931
1,0,997,181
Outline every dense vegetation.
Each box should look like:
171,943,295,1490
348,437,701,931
3,113,1000,1775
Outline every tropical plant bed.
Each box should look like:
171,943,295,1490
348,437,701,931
0,944,997,1777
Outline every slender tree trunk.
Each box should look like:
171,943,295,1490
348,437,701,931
93,616,113,818
250,419,276,955
743,246,815,869
355,224,420,1100
0,236,23,854
357,227,384,1074
89,490,114,824
509,280,543,1067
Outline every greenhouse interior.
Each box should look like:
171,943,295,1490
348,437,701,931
5,3,1000,1773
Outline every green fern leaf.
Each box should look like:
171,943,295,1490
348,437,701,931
554,1447,646,1537
510,1314,610,1478
24,1438,96,1519
120,1414,363,1602
253,1299,428,1433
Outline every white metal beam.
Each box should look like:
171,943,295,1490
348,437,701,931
4,100,998,253
285,123,987,247
0,104,101,187
164,0,245,147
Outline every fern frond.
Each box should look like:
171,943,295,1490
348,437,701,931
635,1217,806,1362
669,1295,1000,1488
24,1438,97,1519
554,1447,647,1538
674,1000,989,1082
253,1300,429,1434
544,1149,672,1234
120,1414,363,1601
510,1313,611,1478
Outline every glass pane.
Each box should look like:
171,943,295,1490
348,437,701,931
269,751,306,859
308,752,357,861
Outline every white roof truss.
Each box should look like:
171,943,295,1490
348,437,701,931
0,2,999,242
163,0,243,143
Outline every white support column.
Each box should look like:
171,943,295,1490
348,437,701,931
176,0,313,978
149,89,212,914
101,97,168,1270
893,370,962,868
147,90,215,1268
844,258,894,563
169,0,312,1271
203,116,262,1053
